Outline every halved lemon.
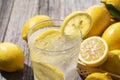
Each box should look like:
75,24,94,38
79,36,108,67
61,11,92,37
34,29,61,49
32,61,64,80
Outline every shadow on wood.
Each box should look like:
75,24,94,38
0,64,34,80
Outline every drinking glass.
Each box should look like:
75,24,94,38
28,20,82,80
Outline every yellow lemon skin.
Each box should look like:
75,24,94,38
85,72,113,80
22,15,51,41
100,50,120,76
86,5,112,37
103,0,120,11
0,42,24,72
102,22,120,50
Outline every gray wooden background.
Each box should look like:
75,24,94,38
0,0,100,80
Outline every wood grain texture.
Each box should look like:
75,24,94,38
0,0,100,80
0,0,14,42
38,0,49,15
3,0,40,79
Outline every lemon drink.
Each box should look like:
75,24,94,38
28,20,82,80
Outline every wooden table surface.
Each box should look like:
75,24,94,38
0,0,100,80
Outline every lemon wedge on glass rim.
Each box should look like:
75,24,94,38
79,36,108,67
61,11,92,37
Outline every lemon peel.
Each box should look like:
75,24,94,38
86,5,111,37
85,72,113,80
22,15,52,41
0,42,24,72
102,22,120,50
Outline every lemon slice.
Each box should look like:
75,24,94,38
32,61,64,80
79,36,108,67
34,29,61,49
35,29,60,41
61,11,92,37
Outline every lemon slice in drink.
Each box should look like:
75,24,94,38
61,11,92,37
79,36,108,67
32,61,64,80
35,29,60,41
35,29,61,49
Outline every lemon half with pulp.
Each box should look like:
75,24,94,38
79,36,108,67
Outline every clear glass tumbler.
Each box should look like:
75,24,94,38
28,20,82,80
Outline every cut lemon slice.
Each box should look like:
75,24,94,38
35,29,60,41
32,61,64,80
61,11,92,37
34,29,61,49
79,36,108,67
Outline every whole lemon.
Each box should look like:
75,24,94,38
102,22,120,50
102,0,120,11
85,72,113,80
0,42,24,72
22,15,51,41
100,50,120,80
100,50,120,75
85,5,112,37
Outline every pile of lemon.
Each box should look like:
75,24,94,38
77,0,120,80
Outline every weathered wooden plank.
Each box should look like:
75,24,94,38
3,0,40,80
48,0,61,19
48,0,100,20
65,0,101,17
38,0,49,15
0,0,2,12
0,0,14,42
60,0,66,19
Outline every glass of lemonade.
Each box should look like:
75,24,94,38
28,20,82,80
